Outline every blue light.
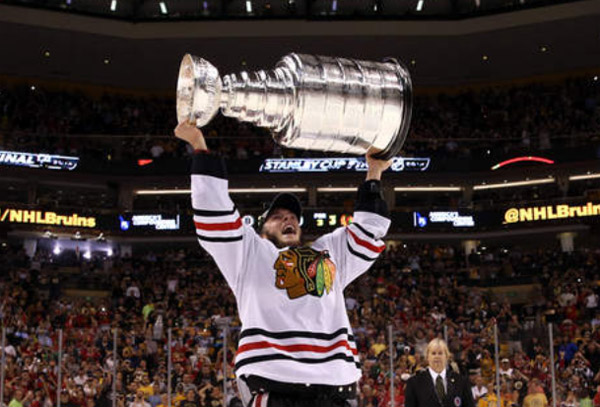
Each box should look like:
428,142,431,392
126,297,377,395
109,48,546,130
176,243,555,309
413,212,428,228
119,216,130,231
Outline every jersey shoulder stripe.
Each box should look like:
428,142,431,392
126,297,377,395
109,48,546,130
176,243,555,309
195,217,242,231
347,228,385,253
193,206,237,217
351,222,375,239
197,235,243,243
346,241,377,262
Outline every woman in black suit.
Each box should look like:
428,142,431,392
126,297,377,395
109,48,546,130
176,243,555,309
405,338,475,407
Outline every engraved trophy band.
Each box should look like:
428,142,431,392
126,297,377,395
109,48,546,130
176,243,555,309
176,53,412,160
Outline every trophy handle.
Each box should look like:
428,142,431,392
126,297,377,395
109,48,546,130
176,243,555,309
371,57,413,161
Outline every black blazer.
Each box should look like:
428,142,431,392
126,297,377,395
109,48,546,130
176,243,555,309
404,369,475,407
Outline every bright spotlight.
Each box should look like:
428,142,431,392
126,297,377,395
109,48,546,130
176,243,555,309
53,245,61,255
159,1,168,14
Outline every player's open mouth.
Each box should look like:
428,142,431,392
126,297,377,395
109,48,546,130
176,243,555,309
282,225,295,235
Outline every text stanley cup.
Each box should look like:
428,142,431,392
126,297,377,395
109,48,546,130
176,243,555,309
176,53,412,160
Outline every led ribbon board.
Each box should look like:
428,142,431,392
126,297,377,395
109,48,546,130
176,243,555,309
0,150,79,171
120,214,181,231
259,157,431,173
413,211,475,228
491,156,554,171
313,212,354,228
503,202,600,224
0,208,96,228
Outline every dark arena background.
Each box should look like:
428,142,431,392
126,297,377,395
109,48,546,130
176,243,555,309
1,0,600,406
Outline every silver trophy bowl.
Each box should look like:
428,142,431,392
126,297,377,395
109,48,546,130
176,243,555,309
177,53,412,160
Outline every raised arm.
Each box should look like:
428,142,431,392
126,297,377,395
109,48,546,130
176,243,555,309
312,149,392,287
174,123,258,294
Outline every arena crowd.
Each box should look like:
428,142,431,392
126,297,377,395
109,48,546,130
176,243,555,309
1,242,599,407
0,74,599,162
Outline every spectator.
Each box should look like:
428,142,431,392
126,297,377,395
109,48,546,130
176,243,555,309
472,375,488,402
179,390,199,407
523,380,548,407
129,390,151,407
592,385,600,407
8,389,31,407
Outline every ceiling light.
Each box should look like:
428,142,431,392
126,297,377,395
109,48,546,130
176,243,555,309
473,178,554,190
482,55,489,61
569,173,600,181
103,58,110,65
230,188,306,193
246,0,253,13
539,45,548,53
394,186,462,192
43,50,51,58
135,188,307,195
317,187,356,192
159,1,168,14
416,0,424,11
110,0,117,11
136,189,189,195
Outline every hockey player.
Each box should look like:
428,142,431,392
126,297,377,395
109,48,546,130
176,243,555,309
175,122,392,407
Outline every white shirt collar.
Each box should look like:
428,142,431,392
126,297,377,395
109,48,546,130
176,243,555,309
428,367,447,384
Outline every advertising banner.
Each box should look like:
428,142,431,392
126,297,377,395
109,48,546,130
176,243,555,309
259,157,430,173
0,207,96,228
503,202,600,224
0,150,79,171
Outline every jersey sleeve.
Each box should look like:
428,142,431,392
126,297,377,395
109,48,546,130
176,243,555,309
312,180,391,288
190,153,258,294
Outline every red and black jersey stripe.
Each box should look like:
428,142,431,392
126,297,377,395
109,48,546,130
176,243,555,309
235,328,360,371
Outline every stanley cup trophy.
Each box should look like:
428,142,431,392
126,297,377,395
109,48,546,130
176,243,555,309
176,53,412,160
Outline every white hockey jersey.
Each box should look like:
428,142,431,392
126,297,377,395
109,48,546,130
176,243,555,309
191,154,390,386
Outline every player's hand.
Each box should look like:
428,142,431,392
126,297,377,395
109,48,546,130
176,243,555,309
365,147,392,181
174,122,208,151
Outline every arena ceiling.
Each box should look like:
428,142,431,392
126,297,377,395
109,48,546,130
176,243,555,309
0,0,599,90
0,0,586,20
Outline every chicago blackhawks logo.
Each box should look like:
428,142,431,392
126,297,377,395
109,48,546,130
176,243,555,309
274,247,336,300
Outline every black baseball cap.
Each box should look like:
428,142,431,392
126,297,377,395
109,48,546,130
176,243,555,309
257,193,302,230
